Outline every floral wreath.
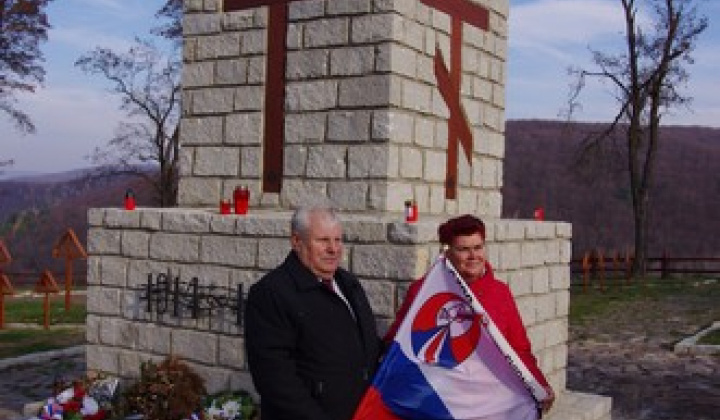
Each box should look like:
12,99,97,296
32,376,118,420
27,357,258,420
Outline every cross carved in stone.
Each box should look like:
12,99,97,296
224,0,489,199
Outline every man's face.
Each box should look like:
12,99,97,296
292,212,343,280
446,232,486,281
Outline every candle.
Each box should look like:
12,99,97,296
405,200,418,223
124,189,136,211
220,199,231,215
233,186,250,215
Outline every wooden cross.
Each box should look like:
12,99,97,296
52,228,87,311
224,0,306,193
0,239,11,329
0,273,13,330
0,239,11,266
34,270,60,330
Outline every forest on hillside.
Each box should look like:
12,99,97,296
503,120,720,259
0,119,718,282
0,173,155,282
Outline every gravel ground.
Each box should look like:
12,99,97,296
566,279,720,420
0,349,85,417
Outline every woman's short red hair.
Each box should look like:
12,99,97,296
438,214,486,245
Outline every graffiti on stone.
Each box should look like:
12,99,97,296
140,272,245,327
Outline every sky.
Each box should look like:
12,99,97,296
2,0,719,174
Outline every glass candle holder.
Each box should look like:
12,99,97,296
124,189,136,211
404,199,418,223
220,199,231,215
234,186,250,215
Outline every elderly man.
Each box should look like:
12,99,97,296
244,205,381,420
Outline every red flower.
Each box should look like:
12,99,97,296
62,399,82,413
73,384,86,399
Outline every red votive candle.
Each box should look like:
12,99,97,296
405,200,418,223
220,199,231,215
124,189,136,211
233,186,250,215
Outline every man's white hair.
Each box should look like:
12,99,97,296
291,204,340,240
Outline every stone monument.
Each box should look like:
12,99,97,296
86,0,611,418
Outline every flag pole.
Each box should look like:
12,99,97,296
442,256,549,403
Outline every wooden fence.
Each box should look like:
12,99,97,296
571,249,720,292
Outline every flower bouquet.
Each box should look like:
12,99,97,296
202,391,258,420
30,375,119,420
116,356,207,420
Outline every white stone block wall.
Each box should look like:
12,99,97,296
86,207,570,396
178,0,508,217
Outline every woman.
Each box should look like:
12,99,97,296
384,214,555,415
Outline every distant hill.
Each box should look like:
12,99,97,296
0,167,97,183
0,170,156,281
503,120,720,259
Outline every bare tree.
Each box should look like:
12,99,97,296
75,39,181,207
71,1,183,206
154,0,182,43
566,0,707,277
0,0,54,168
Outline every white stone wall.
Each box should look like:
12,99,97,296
178,0,508,217
86,207,570,395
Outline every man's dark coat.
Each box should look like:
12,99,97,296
245,251,381,420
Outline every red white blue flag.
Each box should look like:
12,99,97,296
352,257,540,420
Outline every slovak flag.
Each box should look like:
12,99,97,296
352,257,541,420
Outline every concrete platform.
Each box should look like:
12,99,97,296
545,391,613,420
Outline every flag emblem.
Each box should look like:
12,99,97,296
411,292,480,368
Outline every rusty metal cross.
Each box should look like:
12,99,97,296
421,0,489,199
224,0,489,198
224,0,305,193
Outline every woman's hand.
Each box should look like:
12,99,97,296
541,386,555,414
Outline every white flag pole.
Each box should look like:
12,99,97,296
442,256,549,403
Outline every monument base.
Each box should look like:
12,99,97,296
546,391,613,420
86,207,611,416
